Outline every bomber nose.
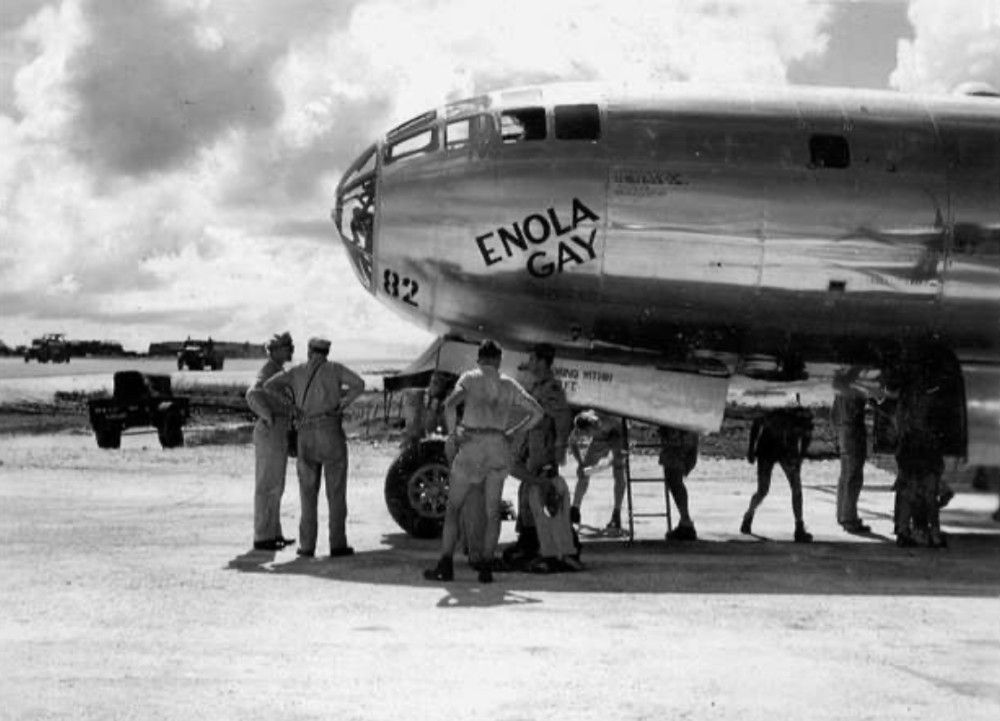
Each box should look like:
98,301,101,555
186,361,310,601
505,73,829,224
332,143,378,291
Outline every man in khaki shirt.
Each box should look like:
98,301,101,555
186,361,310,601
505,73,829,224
245,331,295,551
264,337,364,557
424,340,543,584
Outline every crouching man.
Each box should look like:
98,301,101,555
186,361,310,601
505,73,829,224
505,343,580,573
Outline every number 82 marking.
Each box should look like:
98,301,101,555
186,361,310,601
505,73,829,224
383,269,419,307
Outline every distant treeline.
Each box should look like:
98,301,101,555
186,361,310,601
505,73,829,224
0,338,265,359
0,339,132,357
147,340,265,359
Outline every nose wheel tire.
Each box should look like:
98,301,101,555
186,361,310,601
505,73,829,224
385,439,450,538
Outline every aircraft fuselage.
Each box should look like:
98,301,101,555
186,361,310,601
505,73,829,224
336,83,998,365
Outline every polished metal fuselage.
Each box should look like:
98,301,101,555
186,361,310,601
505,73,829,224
338,83,999,366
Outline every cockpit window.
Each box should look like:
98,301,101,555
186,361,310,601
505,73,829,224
555,104,600,140
501,107,546,143
446,118,472,150
387,110,437,140
384,128,438,164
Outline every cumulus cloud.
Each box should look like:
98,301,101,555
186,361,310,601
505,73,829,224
68,0,284,177
2,0,836,353
891,0,1000,93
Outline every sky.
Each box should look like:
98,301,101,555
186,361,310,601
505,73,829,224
1,0,998,356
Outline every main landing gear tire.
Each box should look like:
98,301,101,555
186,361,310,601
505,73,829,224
384,438,450,539
94,421,122,449
157,411,184,449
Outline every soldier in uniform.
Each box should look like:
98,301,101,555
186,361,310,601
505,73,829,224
658,426,701,541
891,364,948,548
400,371,456,453
506,343,579,572
264,337,365,558
423,340,543,583
245,332,296,551
832,366,872,534
741,398,815,542
569,410,628,532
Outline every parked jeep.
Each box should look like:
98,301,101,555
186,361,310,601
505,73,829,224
24,333,70,364
176,339,224,371
88,371,190,449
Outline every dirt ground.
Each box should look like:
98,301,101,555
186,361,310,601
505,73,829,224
1,424,999,721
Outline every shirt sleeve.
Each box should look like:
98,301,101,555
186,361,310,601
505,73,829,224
510,379,544,417
263,367,296,401
250,368,295,416
336,362,366,393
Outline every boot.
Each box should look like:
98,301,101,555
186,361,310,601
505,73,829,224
605,508,622,532
740,513,753,535
423,555,454,581
666,523,697,541
927,528,948,549
476,562,494,583
793,522,813,543
570,506,581,525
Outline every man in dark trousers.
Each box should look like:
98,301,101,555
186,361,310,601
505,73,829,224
658,426,701,541
741,397,814,542
832,366,872,534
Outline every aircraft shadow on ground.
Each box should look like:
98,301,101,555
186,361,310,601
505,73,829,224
226,530,1000,601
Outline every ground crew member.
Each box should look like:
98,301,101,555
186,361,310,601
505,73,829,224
891,364,948,548
658,426,700,541
264,337,364,558
423,340,543,584
832,366,871,534
741,399,814,542
506,343,579,572
400,371,456,453
569,410,628,532
401,370,485,564
245,331,295,551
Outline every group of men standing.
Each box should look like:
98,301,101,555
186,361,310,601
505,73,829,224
831,359,956,549
245,333,364,558
421,339,709,584
243,331,969,576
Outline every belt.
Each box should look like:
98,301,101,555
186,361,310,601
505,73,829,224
298,412,342,428
462,426,505,435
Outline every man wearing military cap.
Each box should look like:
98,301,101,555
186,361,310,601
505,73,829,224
264,336,365,557
245,331,296,551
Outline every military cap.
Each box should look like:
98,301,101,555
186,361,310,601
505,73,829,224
308,337,332,353
265,331,293,351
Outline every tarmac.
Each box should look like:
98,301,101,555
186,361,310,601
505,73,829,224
1,430,999,720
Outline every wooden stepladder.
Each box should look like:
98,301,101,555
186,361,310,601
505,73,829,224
621,419,673,545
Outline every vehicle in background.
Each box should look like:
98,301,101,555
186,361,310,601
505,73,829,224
177,338,224,371
23,333,70,364
87,371,190,449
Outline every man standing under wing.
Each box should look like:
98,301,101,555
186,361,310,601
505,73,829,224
424,340,544,584
265,337,365,558
832,366,872,534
